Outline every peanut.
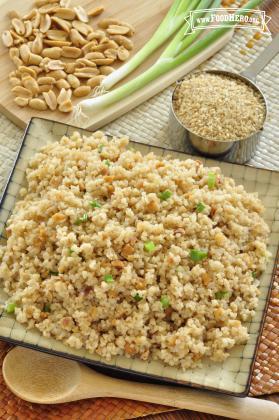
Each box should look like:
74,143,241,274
25,21,33,37
87,30,106,42
14,97,29,107
46,29,68,41
32,34,43,54
9,47,19,59
88,6,104,17
43,90,57,110
38,84,52,93
110,35,133,50
11,18,25,36
54,8,76,20
64,62,76,73
29,98,47,110
87,75,105,88
22,76,39,95
19,44,30,64
38,76,56,85
40,13,51,33
107,25,130,36
69,29,87,46
18,66,37,78
56,79,71,89
51,16,71,33
28,53,42,65
9,77,22,87
100,66,114,75
61,46,81,58
13,56,23,67
85,52,104,60
104,48,118,60
44,40,71,47
73,6,88,23
73,85,91,97
58,99,73,113
93,58,114,66
11,85,32,98
57,87,72,104
46,59,65,70
46,70,66,81
117,46,130,61
67,74,80,88
42,47,62,59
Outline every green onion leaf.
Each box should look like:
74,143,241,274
189,249,208,262
74,213,88,225
144,241,156,253
207,172,216,189
68,248,74,256
43,303,51,313
158,190,172,201
215,291,229,299
49,270,59,276
196,202,206,213
89,200,101,209
160,295,170,309
5,302,16,314
252,271,257,279
76,0,263,120
133,293,143,302
98,144,104,153
104,160,111,167
104,274,114,283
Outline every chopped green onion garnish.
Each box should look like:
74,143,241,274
215,291,229,299
144,241,156,253
104,160,111,167
74,213,88,226
158,190,172,201
207,172,216,189
49,271,59,276
89,200,101,209
196,202,206,213
160,295,170,309
133,293,143,302
68,248,74,256
98,144,104,153
189,249,208,262
43,303,51,313
252,271,257,278
104,274,114,283
5,302,16,314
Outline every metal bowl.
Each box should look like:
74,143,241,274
169,70,267,164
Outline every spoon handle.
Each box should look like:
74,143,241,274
78,367,279,420
107,380,279,420
241,33,279,80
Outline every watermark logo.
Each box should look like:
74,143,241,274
185,8,271,34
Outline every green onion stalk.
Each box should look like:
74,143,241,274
102,0,198,90
75,0,262,121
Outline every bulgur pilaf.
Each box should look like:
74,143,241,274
0,131,270,369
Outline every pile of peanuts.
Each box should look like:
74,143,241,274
1,0,135,113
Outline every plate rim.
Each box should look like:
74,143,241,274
0,116,278,397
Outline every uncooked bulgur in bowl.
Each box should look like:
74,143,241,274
0,130,270,370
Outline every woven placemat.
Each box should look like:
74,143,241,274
0,27,278,419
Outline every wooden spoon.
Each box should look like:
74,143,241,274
3,347,279,420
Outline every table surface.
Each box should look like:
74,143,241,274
148,2,279,418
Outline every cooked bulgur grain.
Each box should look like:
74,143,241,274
0,131,270,369
173,72,266,141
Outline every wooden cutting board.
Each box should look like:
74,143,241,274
0,0,233,130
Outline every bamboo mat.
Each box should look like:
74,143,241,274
0,19,278,420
